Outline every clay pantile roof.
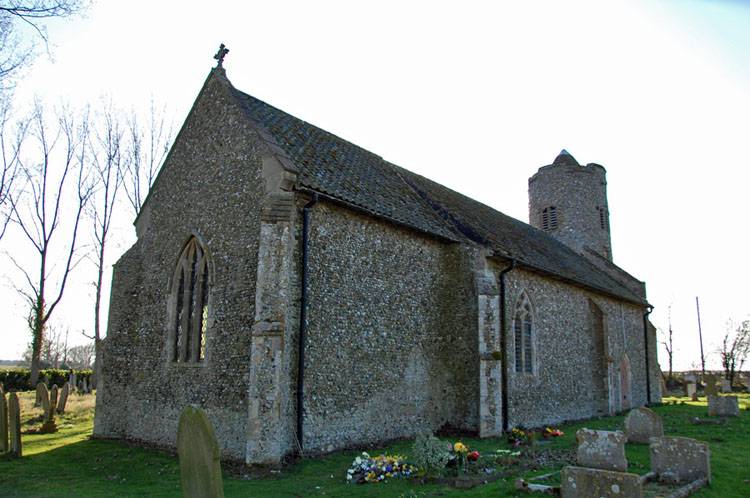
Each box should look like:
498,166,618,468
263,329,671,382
232,88,646,305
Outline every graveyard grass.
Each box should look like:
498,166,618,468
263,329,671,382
1,393,749,497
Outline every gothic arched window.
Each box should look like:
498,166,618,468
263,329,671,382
169,237,210,363
513,293,534,374
541,206,558,231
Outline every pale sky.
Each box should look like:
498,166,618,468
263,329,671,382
1,0,748,371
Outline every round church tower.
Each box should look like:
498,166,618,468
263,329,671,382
528,150,612,260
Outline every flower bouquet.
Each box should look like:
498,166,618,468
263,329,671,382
346,452,417,484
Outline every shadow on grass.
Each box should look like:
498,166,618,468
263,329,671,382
0,438,182,498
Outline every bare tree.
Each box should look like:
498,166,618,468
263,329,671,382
123,101,173,217
67,341,94,369
660,304,675,381
7,101,93,386
719,319,750,387
83,104,124,384
0,1,84,91
0,99,25,239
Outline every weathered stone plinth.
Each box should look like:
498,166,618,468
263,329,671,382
649,436,710,484
576,429,628,472
561,466,642,498
624,407,663,443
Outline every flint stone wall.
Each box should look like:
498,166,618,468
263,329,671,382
302,201,478,452
501,268,653,428
94,72,268,459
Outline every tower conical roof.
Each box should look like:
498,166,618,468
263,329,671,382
553,149,579,166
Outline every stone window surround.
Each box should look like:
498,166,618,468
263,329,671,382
511,290,537,376
165,234,215,367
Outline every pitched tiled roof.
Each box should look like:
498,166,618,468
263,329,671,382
232,87,646,305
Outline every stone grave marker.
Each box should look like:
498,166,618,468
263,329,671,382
0,385,7,453
703,374,718,396
177,406,224,498
69,372,77,390
40,385,58,433
35,382,47,407
56,382,70,414
624,407,664,443
8,392,21,457
575,429,628,472
707,395,740,417
82,377,89,394
720,378,732,393
686,382,697,401
37,383,50,413
561,466,643,498
650,436,710,484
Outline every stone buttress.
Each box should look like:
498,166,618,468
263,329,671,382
476,260,503,437
245,127,300,464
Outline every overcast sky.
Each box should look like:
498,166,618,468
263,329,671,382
2,0,749,371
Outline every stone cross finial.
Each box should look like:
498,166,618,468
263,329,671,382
213,43,229,68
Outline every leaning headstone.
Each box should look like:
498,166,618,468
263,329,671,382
575,429,628,472
624,407,664,443
561,466,642,498
177,406,224,498
686,382,697,401
704,375,718,396
0,385,8,453
649,436,710,484
8,392,21,457
56,382,70,414
720,378,732,393
707,395,740,417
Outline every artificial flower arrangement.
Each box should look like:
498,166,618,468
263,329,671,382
346,452,417,484
542,426,564,438
494,448,522,465
508,427,533,447
448,441,481,472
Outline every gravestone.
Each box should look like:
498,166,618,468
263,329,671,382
69,372,77,390
703,375,718,396
561,466,642,498
624,407,664,443
650,436,710,484
40,385,58,433
35,382,47,407
720,379,731,393
686,382,697,401
707,395,740,417
82,377,89,394
8,392,21,457
575,429,628,472
0,385,7,453
37,383,50,413
177,406,224,498
56,382,70,414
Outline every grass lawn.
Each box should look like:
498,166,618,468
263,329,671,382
1,392,749,497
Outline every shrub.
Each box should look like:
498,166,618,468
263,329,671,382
0,368,93,391
411,433,451,475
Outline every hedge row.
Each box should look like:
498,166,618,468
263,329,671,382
0,368,93,392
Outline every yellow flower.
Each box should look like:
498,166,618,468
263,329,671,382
454,441,468,453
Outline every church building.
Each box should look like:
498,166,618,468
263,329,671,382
94,54,661,464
